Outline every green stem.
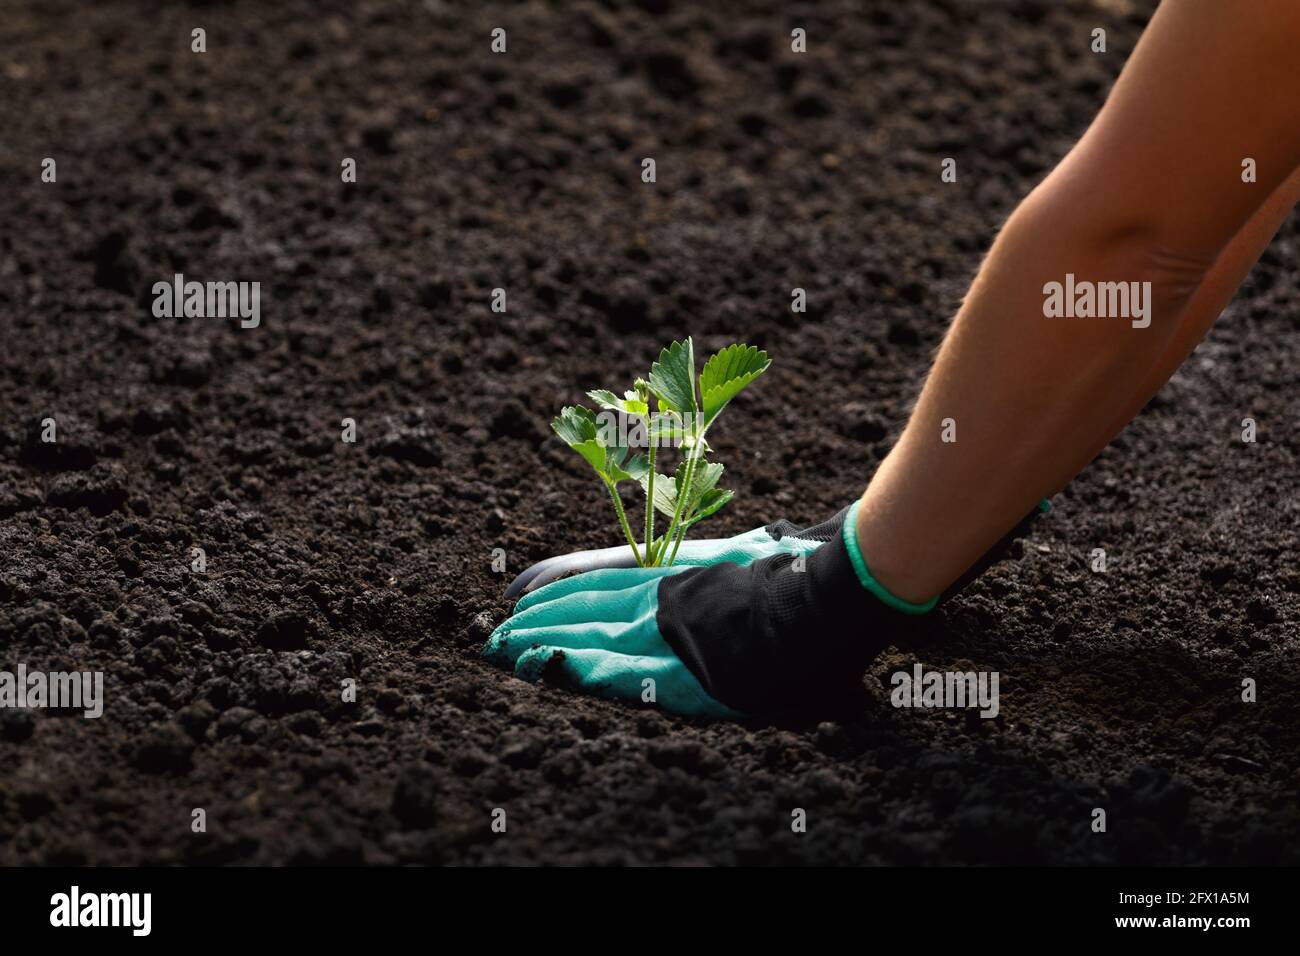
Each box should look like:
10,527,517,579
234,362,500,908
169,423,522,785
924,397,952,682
644,440,657,566
658,439,699,565
606,480,642,566
667,520,689,566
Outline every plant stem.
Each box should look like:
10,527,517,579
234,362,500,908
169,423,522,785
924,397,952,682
644,439,657,566
659,439,699,566
667,520,689,566
606,480,642,566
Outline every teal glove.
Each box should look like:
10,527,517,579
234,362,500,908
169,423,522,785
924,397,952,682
486,503,915,717
486,565,740,718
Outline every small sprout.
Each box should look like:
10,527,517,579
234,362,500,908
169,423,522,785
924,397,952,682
550,337,770,567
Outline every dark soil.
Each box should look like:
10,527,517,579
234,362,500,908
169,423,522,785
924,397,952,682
1,0,1296,865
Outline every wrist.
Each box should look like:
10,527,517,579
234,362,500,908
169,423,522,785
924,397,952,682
845,499,940,611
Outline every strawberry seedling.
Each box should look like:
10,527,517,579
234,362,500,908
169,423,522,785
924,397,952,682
551,337,770,567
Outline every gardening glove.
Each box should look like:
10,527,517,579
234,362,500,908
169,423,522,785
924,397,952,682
485,499,1050,717
504,509,855,599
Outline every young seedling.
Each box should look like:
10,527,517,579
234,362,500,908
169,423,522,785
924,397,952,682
551,337,770,567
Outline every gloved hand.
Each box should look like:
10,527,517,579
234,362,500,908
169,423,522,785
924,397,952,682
504,509,853,599
486,499,1049,717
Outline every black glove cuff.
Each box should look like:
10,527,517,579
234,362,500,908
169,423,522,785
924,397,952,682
659,499,1050,714
657,528,910,713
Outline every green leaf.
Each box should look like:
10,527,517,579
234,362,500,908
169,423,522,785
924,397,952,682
682,460,723,514
571,438,607,474
640,471,679,518
648,338,698,415
621,453,650,481
699,344,770,429
683,487,733,529
586,389,625,411
621,390,650,416
585,388,651,417
639,459,723,519
553,405,637,482
603,440,641,484
552,405,599,447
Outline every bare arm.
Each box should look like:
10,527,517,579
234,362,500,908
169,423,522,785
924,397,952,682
1098,165,1300,440
857,0,1300,603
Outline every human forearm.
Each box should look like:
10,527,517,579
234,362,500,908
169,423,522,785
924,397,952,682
1099,166,1300,438
853,0,1300,605
855,192,1207,602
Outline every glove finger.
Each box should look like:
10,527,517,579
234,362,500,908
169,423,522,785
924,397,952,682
667,528,774,566
514,565,684,614
504,545,640,600
485,613,662,667
513,646,735,717
501,576,659,632
514,645,669,689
